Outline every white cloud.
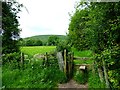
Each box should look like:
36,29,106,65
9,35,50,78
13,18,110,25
18,0,79,38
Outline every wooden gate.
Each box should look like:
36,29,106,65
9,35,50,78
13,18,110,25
57,49,74,80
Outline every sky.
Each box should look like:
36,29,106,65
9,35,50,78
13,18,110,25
18,0,79,38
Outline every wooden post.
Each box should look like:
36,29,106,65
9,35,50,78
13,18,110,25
68,53,71,79
42,56,45,66
21,52,24,68
102,59,110,88
45,52,48,66
64,49,67,76
71,52,74,70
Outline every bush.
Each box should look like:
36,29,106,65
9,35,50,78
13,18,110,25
2,52,21,65
56,41,71,53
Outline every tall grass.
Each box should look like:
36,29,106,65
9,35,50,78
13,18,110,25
72,47,93,57
88,70,106,88
2,57,67,88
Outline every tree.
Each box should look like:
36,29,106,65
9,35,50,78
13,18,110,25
24,39,43,46
68,4,90,50
2,1,23,54
48,35,59,46
34,40,43,46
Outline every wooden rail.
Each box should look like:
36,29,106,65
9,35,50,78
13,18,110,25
74,57,93,60
75,64,92,66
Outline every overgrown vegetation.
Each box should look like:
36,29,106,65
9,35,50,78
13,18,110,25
2,56,67,88
74,69,88,84
20,35,66,46
88,71,106,88
68,1,120,89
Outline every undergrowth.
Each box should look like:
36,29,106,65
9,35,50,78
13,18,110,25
2,56,67,89
88,70,106,88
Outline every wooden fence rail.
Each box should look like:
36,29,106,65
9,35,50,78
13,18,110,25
74,57,93,60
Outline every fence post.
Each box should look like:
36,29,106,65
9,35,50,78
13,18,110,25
71,52,74,76
21,52,24,68
64,49,67,76
45,52,48,66
68,52,71,79
42,56,45,66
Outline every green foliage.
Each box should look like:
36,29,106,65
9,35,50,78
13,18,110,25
74,69,88,84
88,71,106,88
2,52,20,65
2,56,67,88
68,1,120,88
56,41,71,53
23,35,66,46
48,35,59,46
2,1,23,54
22,39,43,46
95,45,120,89
68,7,90,50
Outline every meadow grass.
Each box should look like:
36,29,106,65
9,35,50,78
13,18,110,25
72,47,93,57
21,46,56,56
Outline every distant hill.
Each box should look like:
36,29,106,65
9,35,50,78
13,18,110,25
23,35,67,43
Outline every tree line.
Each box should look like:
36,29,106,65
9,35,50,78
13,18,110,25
20,35,60,46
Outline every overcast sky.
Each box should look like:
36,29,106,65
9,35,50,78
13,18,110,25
18,0,79,38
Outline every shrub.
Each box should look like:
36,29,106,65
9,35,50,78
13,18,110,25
2,52,21,65
56,41,71,53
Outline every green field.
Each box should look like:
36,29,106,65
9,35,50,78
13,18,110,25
21,46,56,56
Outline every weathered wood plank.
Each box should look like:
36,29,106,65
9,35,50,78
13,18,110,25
56,52,64,72
74,57,93,60
75,64,92,66
79,66,86,70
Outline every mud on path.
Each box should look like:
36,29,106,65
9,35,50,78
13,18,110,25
58,79,88,89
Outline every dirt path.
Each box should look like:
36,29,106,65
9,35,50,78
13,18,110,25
58,79,88,89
